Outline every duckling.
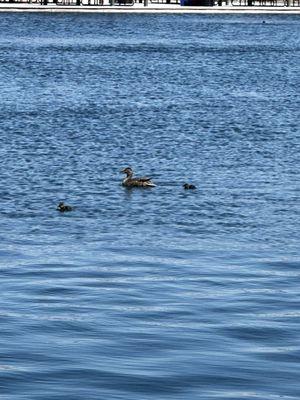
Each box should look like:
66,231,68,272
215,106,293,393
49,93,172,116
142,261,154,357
121,167,156,188
57,202,73,212
183,183,196,190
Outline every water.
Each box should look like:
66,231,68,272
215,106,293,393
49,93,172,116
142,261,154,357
0,12,300,400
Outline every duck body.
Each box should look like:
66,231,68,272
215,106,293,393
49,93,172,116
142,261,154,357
121,167,156,188
57,202,73,212
183,183,196,190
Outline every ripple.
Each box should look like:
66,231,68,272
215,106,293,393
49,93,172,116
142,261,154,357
0,12,300,400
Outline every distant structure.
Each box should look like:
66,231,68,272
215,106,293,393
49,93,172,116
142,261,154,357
0,0,298,7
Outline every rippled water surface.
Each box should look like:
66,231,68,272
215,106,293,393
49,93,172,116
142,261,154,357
0,12,300,400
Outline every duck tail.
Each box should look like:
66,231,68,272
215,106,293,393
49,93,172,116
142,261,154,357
146,182,156,187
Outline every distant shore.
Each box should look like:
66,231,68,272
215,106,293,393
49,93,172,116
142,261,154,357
0,3,300,13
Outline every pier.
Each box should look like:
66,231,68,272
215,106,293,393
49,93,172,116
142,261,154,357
0,0,300,11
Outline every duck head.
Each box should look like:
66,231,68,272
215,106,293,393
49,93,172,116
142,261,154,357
121,167,133,177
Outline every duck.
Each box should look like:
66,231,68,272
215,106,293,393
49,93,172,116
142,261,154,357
183,183,196,190
57,202,73,212
121,167,156,188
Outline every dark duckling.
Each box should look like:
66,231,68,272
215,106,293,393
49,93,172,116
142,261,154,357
183,183,196,190
57,202,73,212
121,167,156,188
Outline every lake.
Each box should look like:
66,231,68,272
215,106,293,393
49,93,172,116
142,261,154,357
0,12,299,400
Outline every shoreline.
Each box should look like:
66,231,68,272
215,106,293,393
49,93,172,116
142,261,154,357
0,4,300,13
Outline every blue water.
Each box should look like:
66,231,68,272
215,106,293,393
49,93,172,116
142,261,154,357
0,12,300,400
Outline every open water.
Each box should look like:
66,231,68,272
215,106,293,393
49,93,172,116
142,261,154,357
0,12,299,400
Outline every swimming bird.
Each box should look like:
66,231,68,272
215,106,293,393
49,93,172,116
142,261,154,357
57,202,73,212
121,167,156,188
183,183,196,190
